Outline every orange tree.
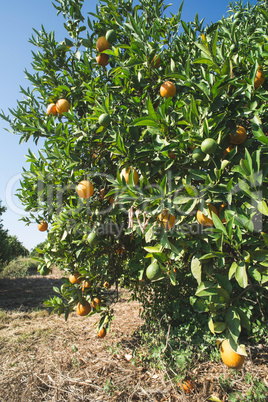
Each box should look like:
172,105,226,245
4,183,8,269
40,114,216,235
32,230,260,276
1,0,268,357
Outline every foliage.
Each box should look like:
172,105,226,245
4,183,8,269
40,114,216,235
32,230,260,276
1,0,268,348
0,200,29,265
219,372,268,401
30,241,47,257
0,257,39,278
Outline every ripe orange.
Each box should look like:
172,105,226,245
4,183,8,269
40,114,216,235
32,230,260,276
120,167,139,185
158,209,176,230
178,379,195,394
151,54,161,68
96,53,109,67
220,339,245,369
56,99,70,114
96,36,110,52
223,145,235,156
46,103,57,116
116,245,125,255
230,126,247,145
168,151,176,159
196,204,218,227
76,180,94,198
219,203,227,223
38,220,48,232
76,301,91,316
100,188,105,200
92,297,101,308
98,327,106,338
160,81,176,98
254,68,265,89
82,280,91,291
69,271,82,284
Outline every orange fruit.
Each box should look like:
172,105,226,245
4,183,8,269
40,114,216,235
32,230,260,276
96,36,110,52
254,68,265,89
98,327,106,338
116,245,125,255
46,103,57,116
38,220,48,232
120,167,139,185
230,126,247,145
196,204,218,227
220,339,245,369
69,271,82,284
82,280,91,291
96,53,110,67
219,203,227,223
160,81,176,98
178,379,195,394
55,99,70,114
157,209,176,230
76,301,91,316
151,55,161,68
100,188,105,200
168,151,176,159
76,180,94,199
223,145,235,156
92,297,101,308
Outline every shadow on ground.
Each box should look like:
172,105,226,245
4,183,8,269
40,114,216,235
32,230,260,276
0,276,63,311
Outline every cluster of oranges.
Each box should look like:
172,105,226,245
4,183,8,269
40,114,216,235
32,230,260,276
69,271,107,338
46,98,70,116
96,29,116,67
197,203,226,227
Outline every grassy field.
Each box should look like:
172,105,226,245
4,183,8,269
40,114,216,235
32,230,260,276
0,269,267,401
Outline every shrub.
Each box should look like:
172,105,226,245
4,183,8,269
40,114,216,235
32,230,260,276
0,257,39,278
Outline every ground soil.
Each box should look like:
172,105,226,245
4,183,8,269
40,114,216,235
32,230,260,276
0,270,267,401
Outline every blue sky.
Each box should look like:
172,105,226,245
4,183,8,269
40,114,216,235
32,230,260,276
0,0,255,251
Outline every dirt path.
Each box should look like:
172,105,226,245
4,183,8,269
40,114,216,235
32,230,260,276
0,275,267,401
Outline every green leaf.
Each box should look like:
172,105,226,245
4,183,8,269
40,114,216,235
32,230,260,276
115,131,127,155
146,96,159,121
212,28,218,56
225,308,241,344
212,212,228,237
185,184,198,197
145,223,155,243
261,232,268,247
252,249,268,261
132,117,159,128
214,321,227,333
229,262,238,279
193,57,215,66
215,273,232,295
194,41,213,57
235,263,248,288
191,256,202,285
258,201,268,216
144,245,162,253
208,317,215,334
234,307,250,332
195,282,219,297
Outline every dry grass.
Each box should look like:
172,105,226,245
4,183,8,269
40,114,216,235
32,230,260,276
0,274,267,401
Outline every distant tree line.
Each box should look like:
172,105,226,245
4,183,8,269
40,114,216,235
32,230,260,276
0,200,29,265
